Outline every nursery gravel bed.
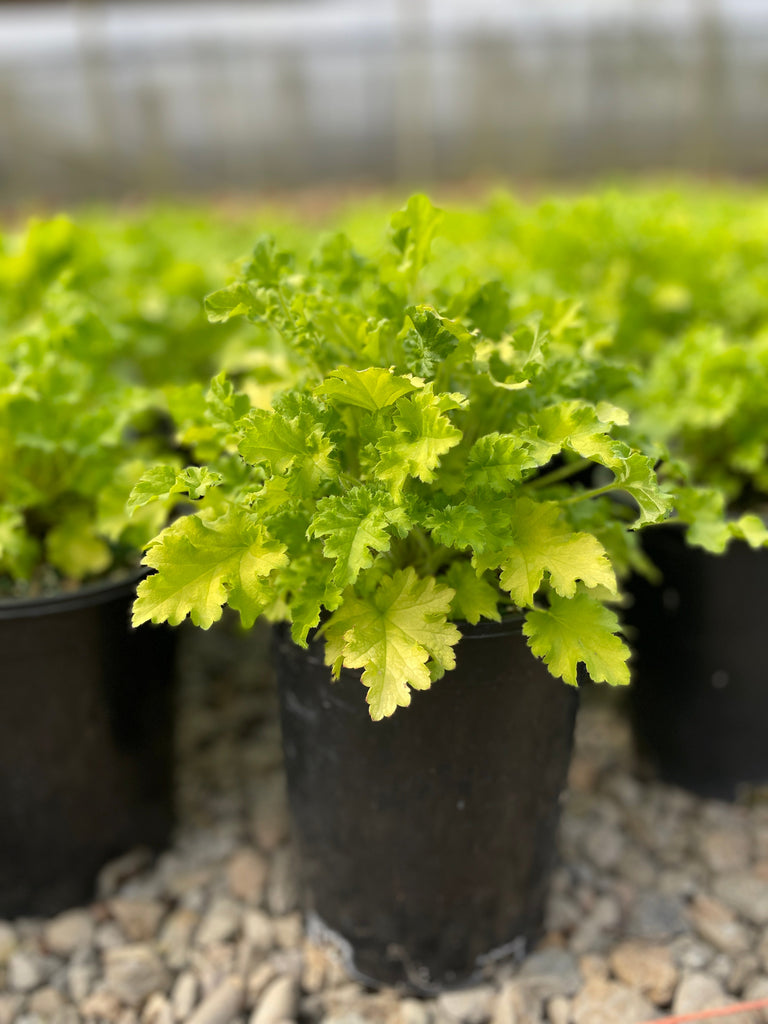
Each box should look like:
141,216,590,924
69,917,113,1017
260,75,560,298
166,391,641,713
3,621,768,1024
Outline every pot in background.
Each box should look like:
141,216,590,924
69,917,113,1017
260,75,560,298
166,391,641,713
625,525,768,800
0,575,177,917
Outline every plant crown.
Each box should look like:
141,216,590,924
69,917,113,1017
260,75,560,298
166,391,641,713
132,196,695,719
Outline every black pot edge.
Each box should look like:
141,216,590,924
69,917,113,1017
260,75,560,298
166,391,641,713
306,911,529,996
0,568,147,620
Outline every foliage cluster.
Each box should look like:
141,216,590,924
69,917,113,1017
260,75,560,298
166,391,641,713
131,196,688,718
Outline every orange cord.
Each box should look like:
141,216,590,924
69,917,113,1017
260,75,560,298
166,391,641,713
637,996,768,1024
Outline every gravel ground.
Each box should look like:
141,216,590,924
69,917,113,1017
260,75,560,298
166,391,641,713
3,621,768,1024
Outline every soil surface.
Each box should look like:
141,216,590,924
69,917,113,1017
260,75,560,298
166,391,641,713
2,621,768,1024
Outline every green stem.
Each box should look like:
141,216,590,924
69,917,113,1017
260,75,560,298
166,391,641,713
525,459,592,490
560,483,618,505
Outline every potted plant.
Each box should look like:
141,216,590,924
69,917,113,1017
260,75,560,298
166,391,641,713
413,188,768,800
0,268,180,917
618,323,768,799
132,196,679,990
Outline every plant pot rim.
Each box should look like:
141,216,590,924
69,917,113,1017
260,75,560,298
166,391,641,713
0,568,145,621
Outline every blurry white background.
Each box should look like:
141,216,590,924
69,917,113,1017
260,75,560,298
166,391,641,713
1,0,767,202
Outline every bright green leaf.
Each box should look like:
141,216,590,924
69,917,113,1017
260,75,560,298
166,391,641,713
133,510,287,629
324,567,460,720
315,366,420,412
444,562,501,624
497,498,616,606
523,592,631,687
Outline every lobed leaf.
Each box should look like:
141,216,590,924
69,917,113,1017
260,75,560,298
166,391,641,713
523,592,631,688
324,567,460,720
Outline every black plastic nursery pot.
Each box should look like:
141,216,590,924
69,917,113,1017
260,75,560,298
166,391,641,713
625,525,768,800
274,619,578,993
0,574,176,918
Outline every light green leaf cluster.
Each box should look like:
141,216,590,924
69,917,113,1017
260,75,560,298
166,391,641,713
0,297,175,590
0,207,280,592
133,510,287,629
135,196,684,717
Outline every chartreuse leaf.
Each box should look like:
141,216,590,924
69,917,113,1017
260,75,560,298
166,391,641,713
324,568,460,720
279,562,345,647
207,373,251,426
523,592,631,688
315,366,420,412
732,515,768,548
204,282,256,323
674,486,768,553
496,498,616,607
308,486,411,587
401,306,475,378
389,195,443,280
535,401,621,467
376,389,462,497
613,453,674,527
45,512,112,580
127,465,223,513
466,433,536,492
238,407,335,492
443,562,501,624
425,502,501,553
127,465,178,512
133,510,287,629
0,508,40,579
243,235,293,287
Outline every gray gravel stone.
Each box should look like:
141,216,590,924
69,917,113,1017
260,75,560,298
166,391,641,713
242,909,275,952
626,890,689,941
608,941,678,1005
8,951,45,992
80,988,124,1020
570,978,655,1024
109,900,166,943
44,909,94,957
186,975,244,1024
158,908,199,969
672,972,729,1014
702,829,752,874
743,977,768,1024
27,985,66,1016
491,980,543,1024
397,997,434,1024
142,993,174,1024
583,825,625,872
569,896,622,954
97,848,154,899
517,949,582,999
67,961,96,1002
728,954,760,996
249,975,299,1024
547,996,570,1024
171,970,198,1020
96,920,130,950
0,1001,24,1024
246,963,278,1009
689,893,751,955
195,899,241,947
437,984,496,1023
668,934,714,971
714,874,768,926
103,944,170,1007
